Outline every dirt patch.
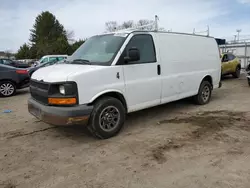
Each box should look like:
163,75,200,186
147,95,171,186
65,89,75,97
227,147,244,155
150,110,249,164
159,110,248,139
1,127,58,140
0,180,17,188
151,139,184,164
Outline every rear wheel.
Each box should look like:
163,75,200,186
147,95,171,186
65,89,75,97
232,66,241,78
88,97,126,139
194,81,212,105
0,81,16,97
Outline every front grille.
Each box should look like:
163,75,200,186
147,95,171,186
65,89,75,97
30,80,49,105
30,80,49,90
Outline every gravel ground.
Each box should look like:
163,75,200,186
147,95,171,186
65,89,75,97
1,74,250,188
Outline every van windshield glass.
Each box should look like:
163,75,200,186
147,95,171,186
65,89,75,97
67,34,126,66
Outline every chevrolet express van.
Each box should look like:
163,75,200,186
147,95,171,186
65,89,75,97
28,31,222,139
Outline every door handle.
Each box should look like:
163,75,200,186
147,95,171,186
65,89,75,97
157,64,161,75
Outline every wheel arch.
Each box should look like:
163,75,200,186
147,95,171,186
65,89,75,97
0,79,17,85
201,75,213,88
89,90,128,112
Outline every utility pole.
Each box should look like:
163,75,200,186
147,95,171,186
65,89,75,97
193,28,195,34
233,35,237,43
236,29,242,42
154,15,159,31
207,25,210,36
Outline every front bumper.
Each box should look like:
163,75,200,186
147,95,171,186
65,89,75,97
28,98,93,126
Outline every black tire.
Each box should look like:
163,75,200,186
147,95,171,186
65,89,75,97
194,81,212,105
0,81,16,97
232,66,241,78
88,97,126,139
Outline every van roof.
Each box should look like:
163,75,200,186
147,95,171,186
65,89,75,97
42,55,68,58
110,30,214,39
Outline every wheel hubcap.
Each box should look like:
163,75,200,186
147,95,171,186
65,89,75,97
201,86,210,102
99,106,120,132
0,83,14,96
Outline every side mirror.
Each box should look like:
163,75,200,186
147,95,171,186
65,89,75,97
124,48,140,62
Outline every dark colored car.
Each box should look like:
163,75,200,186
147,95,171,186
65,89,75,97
0,64,30,97
0,58,30,68
28,58,63,76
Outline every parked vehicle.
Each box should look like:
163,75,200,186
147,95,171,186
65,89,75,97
28,58,64,76
0,64,30,97
35,55,68,66
28,31,222,139
0,58,30,68
246,64,250,86
221,53,241,78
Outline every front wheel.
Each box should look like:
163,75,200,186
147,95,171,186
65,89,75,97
193,81,212,105
0,81,16,97
88,97,126,139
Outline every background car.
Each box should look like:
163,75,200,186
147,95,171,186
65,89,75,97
0,58,30,68
0,64,30,97
221,53,241,78
34,55,68,66
28,58,65,76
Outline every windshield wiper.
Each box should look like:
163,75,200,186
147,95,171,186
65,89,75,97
71,59,91,65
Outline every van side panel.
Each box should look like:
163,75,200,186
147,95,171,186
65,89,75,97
154,33,221,104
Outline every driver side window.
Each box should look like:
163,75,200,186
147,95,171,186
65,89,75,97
118,34,156,65
222,55,228,62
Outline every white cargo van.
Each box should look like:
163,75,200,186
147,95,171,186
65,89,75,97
28,30,222,139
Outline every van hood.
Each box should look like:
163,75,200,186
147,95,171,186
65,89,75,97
31,64,105,82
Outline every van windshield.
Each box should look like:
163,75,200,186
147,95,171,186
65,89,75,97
67,34,127,66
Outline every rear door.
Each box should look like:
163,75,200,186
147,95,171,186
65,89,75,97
117,34,162,112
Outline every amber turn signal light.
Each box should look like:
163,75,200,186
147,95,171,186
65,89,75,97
48,97,77,105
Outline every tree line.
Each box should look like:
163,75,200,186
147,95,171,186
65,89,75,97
15,11,162,59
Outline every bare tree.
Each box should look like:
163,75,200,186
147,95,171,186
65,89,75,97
121,20,134,29
4,50,12,59
137,19,154,30
105,19,162,32
105,21,118,32
66,30,75,43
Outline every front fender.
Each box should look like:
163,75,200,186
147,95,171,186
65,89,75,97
89,89,126,103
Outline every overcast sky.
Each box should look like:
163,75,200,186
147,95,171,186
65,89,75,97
1,0,250,52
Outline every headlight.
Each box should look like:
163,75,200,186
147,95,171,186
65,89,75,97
59,85,65,95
